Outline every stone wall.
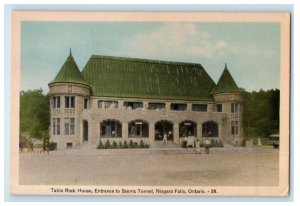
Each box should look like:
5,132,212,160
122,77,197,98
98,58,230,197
49,84,243,149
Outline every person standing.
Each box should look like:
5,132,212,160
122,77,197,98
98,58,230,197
163,133,168,144
205,138,211,154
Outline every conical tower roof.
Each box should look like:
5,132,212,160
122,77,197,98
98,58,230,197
212,64,241,94
50,49,88,85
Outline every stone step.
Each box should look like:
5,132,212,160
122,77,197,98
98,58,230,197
152,141,181,148
74,141,97,150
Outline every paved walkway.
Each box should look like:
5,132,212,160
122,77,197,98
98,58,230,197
21,144,279,157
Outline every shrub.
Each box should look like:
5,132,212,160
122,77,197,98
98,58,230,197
123,141,128,149
112,141,118,149
97,140,104,149
97,140,150,149
129,140,135,148
105,139,111,149
139,140,145,148
48,141,57,151
240,138,246,147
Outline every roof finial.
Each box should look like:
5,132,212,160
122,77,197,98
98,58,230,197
69,48,72,57
225,62,228,69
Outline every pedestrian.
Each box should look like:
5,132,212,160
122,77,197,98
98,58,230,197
205,138,211,154
195,140,201,154
163,133,167,144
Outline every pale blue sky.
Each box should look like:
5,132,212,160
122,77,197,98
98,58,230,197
21,21,280,93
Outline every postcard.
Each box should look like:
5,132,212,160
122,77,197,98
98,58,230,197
10,11,290,196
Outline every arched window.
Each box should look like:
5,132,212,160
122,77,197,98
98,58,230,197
179,120,197,137
128,120,149,137
100,119,122,137
155,120,173,141
202,121,219,137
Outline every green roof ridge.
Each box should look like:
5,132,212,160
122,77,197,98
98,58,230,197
82,55,216,101
212,63,241,94
51,49,88,85
90,55,204,67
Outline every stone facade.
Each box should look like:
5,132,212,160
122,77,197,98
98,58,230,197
49,85,243,149
48,52,243,149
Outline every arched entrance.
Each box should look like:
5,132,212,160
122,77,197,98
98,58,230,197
179,120,197,137
202,121,219,137
83,120,88,142
128,120,149,137
155,120,173,141
100,119,122,137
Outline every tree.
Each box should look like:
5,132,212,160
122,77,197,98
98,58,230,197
242,89,280,139
20,89,50,139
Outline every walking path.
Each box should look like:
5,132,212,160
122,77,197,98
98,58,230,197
21,143,279,157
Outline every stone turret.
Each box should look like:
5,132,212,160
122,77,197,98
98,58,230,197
212,64,243,145
48,49,91,149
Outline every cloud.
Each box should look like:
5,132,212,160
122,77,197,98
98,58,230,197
118,23,235,60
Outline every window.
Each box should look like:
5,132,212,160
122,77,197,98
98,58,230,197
192,104,207,112
179,121,197,137
148,103,166,110
231,103,239,113
212,104,222,112
231,121,238,135
98,101,103,108
105,101,118,109
65,96,75,108
170,103,187,111
53,118,60,135
66,142,73,148
64,118,75,135
155,120,173,141
98,100,118,109
124,101,143,110
202,121,218,137
100,120,122,137
128,120,149,137
84,98,88,109
52,96,61,108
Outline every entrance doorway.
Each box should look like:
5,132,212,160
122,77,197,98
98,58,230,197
155,120,173,141
83,120,88,142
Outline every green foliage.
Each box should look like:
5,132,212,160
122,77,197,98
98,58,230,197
96,140,150,149
97,140,105,149
129,140,134,148
105,140,111,149
139,140,145,148
48,142,57,151
240,138,246,147
112,141,118,149
243,89,279,139
20,89,50,139
123,141,128,148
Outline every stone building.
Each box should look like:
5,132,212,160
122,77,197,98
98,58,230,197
48,50,243,149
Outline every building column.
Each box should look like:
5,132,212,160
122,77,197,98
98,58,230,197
149,122,155,145
91,119,98,144
122,121,128,139
173,123,179,144
197,123,202,141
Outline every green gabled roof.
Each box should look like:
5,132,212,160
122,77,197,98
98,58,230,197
82,55,216,101
212,64,241,94
51,50,88,85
